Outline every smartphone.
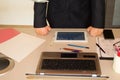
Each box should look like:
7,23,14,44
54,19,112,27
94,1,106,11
103,30,114,39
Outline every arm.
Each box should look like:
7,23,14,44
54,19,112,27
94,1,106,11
91,0,105,28
87,0,105,37
33,1,51,35
34,2,47,28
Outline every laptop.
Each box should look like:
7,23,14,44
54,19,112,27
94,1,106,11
36,52,101,77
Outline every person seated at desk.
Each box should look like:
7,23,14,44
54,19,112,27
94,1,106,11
33,0,105,37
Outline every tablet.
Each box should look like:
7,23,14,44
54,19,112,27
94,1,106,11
54,31,87,42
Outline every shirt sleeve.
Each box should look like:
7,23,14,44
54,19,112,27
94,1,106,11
34,2,47,28
91,0,105,28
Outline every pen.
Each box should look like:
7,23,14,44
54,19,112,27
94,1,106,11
67,44,89,49
26,73,109,78
96,43,106,54
63,48,82,52
113,41,120,46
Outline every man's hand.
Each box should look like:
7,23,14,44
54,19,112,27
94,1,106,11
87,26,103,37
35,26,51,36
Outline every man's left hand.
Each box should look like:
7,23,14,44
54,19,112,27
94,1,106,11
87,26,103,37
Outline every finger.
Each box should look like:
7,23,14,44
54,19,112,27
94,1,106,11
40,30,48,35
46,26,51,31
90,29,103,37
35,28,48,36
87,26,92,33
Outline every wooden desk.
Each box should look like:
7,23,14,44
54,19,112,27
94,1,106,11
0,26,120,80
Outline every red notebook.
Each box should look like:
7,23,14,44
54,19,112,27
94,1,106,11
0,28,20,43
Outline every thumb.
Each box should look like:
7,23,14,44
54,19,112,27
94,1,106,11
46,26,51,31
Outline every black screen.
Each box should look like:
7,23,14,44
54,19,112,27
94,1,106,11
61,53,77,58
57,32,85,40
103,30,114,39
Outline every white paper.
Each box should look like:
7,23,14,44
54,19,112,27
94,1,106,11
0,33,45,62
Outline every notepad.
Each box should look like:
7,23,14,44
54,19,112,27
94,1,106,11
0,29,45,62
54,31,87,42
96,37,120,60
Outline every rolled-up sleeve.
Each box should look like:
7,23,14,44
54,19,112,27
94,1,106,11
34,2,47,28
91,0,105,28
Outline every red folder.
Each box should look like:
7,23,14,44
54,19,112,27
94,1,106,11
0,28,20,43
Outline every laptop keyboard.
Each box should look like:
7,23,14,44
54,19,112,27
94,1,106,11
41,59,96,71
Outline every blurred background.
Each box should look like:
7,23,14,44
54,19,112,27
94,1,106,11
0,0,120,28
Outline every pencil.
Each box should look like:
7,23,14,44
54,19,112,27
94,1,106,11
63,48,82,52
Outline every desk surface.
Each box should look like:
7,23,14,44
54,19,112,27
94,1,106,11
0,26,120,80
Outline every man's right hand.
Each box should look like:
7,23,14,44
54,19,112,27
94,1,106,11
35,26,51,36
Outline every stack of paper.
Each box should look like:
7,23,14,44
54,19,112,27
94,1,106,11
0,28,45,62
